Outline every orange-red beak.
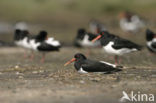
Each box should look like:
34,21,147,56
92,35,102,43
64,58,76,66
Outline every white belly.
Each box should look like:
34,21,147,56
79,35,100,47
103,42,137,55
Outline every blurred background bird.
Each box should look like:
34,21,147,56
119,11,145,34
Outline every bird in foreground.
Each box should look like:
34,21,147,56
64,53,121,74
92,31,142,65
74,28,100,48
146,29,156,53
119,11,145,34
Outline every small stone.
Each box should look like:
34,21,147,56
16,72,20,75
19,76,23,79
15,65,19,69
39,70,44,73
80,80,85,84
32,71,38,74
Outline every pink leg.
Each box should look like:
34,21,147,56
86,48,91,57
40,53,45,63
115,55,119,65
30,52,34,61
24,52,28,59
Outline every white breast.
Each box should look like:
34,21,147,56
22,37,31,49
29,40,40,51
78,35,100,47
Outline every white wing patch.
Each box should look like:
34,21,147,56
100,61,116,68
45,37,61,47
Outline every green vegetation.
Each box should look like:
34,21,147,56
0,0,156,22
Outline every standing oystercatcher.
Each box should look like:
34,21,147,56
64,53,121,73
14,29,50,60
119,11,145,34
74,28,100,48
29,31,61,62
146,29,156,53
92,31,142,64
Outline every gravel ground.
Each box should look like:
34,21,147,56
0,47,155,103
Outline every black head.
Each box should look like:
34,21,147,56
15,29,21,34
64,53,87,66
14,29,29,40
14,29,21,40
99,31,113,39
36,30,48,42
22,30,29,35
76,28,86,39
146,29,155,41
78,28,85,34
20,30,29,39
74,53,87,60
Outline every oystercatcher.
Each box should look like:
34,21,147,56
74,28,100,48
29,31,61,62
89,20,106,34
14,29,50,60
119,11,145,34
92,31,142,64
64,53,121,73
146,29,156,53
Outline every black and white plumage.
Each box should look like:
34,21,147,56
14,29,30,49
74,28,100,48
14,29,61,62
119,11,145,34
146,29,156,53
92,31,142,64
64,53,121,73
30,36,61,52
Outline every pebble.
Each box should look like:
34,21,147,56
32,71,38,74
79,80,85,84
15,65,19,69
18,76,24,79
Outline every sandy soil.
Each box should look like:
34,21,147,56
0,47,155,103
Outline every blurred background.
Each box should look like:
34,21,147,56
0,0,156,44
